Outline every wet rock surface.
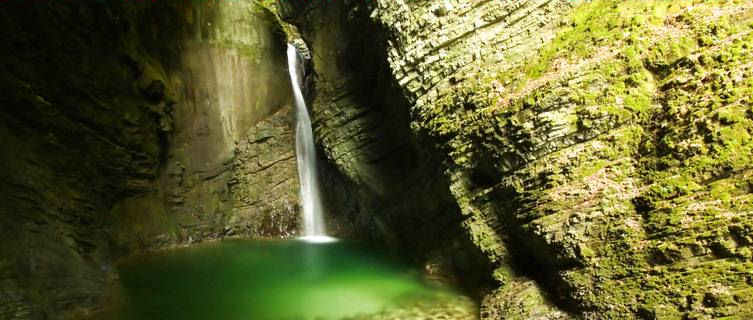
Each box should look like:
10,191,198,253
229,106,299,238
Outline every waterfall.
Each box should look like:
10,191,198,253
287,44,334,243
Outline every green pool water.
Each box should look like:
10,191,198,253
107,239,472,320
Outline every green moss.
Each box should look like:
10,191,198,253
492,266,514,285
413,0,753,318
496,0,696,90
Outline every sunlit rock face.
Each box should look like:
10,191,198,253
0,1,294,318
145,1,297,246
286,0,753,318
372,0,577,318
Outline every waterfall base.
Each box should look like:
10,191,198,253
298,235,339,244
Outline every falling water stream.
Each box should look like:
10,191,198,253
287,44,331,241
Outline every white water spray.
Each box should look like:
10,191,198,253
287,44,334,243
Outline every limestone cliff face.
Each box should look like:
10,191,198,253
0,1,296,318
287,0,753,318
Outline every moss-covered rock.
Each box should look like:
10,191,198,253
291,0,753,318
386,0,753,318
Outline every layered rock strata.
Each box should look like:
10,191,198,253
286,0,753,318
280,0,491,291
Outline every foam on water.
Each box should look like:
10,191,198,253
298,235,340,244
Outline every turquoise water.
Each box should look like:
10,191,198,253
108,239,467,320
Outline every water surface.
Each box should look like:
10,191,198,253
108,240,470,320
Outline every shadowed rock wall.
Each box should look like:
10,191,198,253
0,1,296,318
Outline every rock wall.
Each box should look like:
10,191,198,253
280,0,491,288
288,0,753,318
0,1,296,318
3,0,751,318
113,1,297,250
388,0,753,319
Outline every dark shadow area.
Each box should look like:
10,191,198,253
0,1,226,318
489,184,586,315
